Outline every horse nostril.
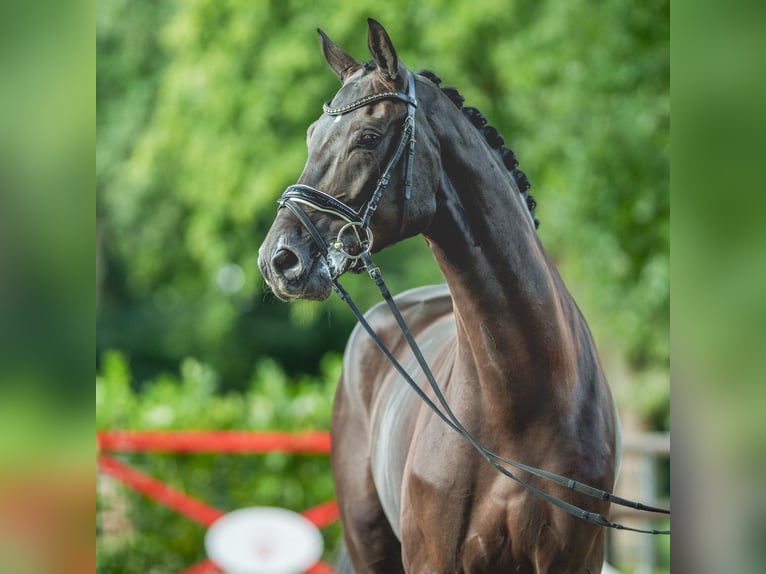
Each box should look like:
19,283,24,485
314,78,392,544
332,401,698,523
271,247,302,278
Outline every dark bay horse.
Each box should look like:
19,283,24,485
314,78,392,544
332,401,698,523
259,19,620,573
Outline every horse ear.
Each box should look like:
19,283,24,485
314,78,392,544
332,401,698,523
367,18,400,81
318,28,360,83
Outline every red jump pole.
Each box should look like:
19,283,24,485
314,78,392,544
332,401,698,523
97,435,339,574
97,431,332,455
302,500,341,529
98,455,224,527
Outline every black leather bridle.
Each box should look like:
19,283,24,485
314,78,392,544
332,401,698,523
278,70,418,271
274,71,670,535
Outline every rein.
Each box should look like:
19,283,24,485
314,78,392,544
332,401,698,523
336,257,670,535
276,71,670,535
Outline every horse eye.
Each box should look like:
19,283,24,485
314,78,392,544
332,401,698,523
360,131,382,149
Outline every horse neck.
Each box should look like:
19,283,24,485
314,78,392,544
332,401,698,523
424,106,579,418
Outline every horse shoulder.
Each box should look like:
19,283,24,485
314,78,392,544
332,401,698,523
340,283,453,407
356,283,453,340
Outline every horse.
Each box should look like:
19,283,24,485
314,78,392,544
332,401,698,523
259,19,620,573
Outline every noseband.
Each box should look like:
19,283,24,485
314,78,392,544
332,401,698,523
278,70,418,270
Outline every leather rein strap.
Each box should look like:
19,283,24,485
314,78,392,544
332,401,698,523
276,71,670,534
335,254,670,535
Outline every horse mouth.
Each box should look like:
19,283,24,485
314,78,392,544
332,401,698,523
262,256,334,302
326,248,352,280
258,230,362,301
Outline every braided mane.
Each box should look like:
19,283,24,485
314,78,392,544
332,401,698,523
417,69,540,229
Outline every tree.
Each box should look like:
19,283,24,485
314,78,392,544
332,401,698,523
97,0,668,423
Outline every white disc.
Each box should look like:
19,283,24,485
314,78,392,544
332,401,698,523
204,506,324,574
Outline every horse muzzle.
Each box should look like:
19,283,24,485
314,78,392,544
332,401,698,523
258,240,335,301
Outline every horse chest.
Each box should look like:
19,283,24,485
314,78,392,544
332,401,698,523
369,374,422,540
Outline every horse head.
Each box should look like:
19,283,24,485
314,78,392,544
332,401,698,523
258,19,441,301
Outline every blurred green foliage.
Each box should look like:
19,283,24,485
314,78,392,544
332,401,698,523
97,0,669,400
96,3,668,567
97,1,667,411
1,0,92,403
96,351,342,572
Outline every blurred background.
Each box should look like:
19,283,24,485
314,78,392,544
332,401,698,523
96,0,668,572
